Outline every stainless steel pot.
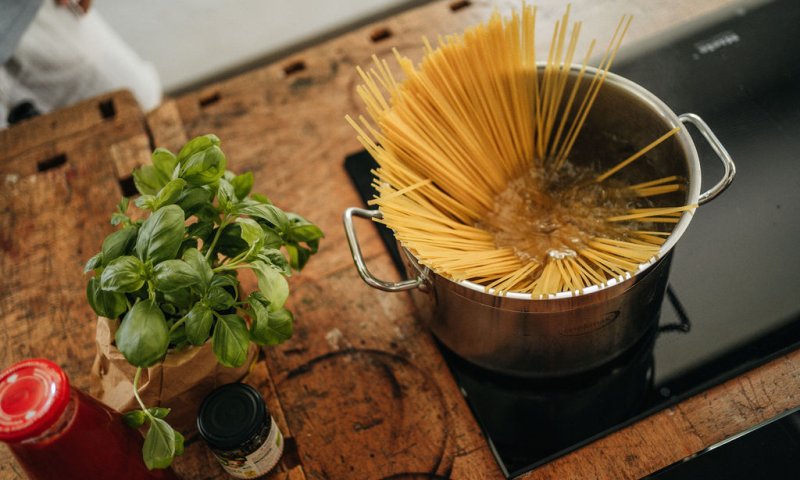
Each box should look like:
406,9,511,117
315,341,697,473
343,67,736,377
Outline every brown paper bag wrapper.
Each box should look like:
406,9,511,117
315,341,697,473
90,317,258,435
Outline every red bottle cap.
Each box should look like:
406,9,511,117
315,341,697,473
0,359,71,443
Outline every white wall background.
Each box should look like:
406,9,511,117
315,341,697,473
95,0,423,93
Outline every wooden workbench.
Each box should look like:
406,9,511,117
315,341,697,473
2,1,798,478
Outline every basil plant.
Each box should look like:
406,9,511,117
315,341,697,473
84,134,323,469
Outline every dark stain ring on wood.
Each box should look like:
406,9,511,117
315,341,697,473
285,347,403,379
376,357,404,399
276,348,455,479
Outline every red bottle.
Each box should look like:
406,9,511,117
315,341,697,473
0,358,180,480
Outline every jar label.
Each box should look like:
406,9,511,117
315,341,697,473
214,417,284,479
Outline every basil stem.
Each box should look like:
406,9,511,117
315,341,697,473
204,215,232,261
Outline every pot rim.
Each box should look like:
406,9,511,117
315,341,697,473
432,65,701,301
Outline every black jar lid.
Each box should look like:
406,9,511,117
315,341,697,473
197,383,268,451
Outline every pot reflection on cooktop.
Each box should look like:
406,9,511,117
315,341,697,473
440,323,659,476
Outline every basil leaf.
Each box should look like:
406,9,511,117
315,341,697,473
134,195,156,210
135,205,185,264
285,244,299,271
250,193,271,204
207,286,235,310
100,256,146,293
101,226,139,265
148,407,171,419
153,259,200,292
118,197,130,214
152,148,178,180
257,248,291,276
231,172,254,200
286,213,324,243
161,303,177,316
182,248,212,291
288,223,324,244
237,203,289,231
217,178,236,212
249,290,269,306
251,261,289,311
132,165,166,196
236,218,264,247
306,238,320,254
123,410,147,428
174,430,185,456
153,178,187,210
262,227,283,250
299,244,313,269
143,417,177,470
86,277,127,319
84,252,103,273
212,314,250,368
110,212,129,226
176,134,220,163
115,299,169,368
248,292,268,315
250,301,294,346
176,186,214,216
185,303,213,345
179,145,227,186
285,243,312,271
109,198,132,227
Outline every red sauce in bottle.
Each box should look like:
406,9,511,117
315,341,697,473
0,358,179,480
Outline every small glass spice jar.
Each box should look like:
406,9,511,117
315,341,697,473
197,383,283,479
0,358,179,480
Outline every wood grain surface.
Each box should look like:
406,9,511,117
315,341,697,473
2,1,798,479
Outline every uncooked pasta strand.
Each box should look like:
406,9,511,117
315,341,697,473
596,127,681,182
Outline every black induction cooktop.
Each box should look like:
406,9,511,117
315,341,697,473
344,0,800,476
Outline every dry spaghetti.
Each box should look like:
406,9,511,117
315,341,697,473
346,4,694,298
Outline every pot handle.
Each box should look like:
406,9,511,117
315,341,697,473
679,113,736,205
343,207,424,292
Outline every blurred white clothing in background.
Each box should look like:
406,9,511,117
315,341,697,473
0,1,161,128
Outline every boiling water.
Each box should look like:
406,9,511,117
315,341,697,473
478,161,643,265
